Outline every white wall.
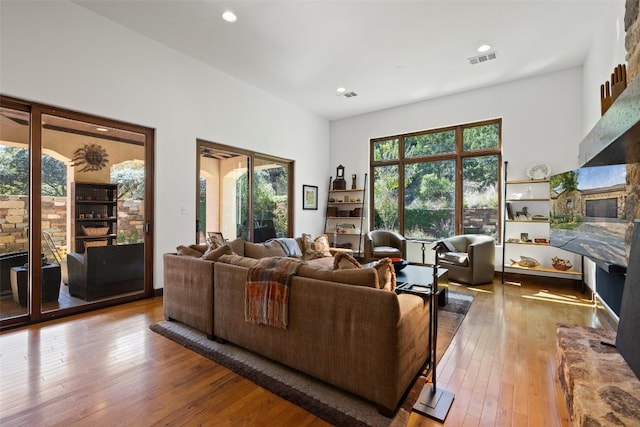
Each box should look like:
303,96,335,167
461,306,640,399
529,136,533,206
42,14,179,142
331,67,585,187
582,0,628,134
0,0,330,288
581,0,628,297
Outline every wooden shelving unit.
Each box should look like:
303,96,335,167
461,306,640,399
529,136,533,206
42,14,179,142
324,174,367,256
70,182,119,253
501,162,583,285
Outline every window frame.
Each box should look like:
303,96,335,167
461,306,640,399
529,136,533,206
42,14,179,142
369,118,502,241
196,139,294,243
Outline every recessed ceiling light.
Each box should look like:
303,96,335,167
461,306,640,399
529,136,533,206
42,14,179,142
222,10,237,23
477,44,492,53
96,127,108,132
336,87,346,93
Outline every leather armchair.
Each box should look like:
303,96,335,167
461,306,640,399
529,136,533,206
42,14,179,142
363,230,407,263
435,234,495,285
67,243,144,301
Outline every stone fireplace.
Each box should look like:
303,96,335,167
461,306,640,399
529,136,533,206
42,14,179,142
625,0,640,255
555,3,640,426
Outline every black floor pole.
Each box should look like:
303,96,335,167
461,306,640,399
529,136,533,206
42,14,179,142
412,264,455,422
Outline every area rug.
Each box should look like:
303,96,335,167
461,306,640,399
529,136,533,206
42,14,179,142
150,289,473,427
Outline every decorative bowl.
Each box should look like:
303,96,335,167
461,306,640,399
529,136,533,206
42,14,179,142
82,226,109,236
390,257,408,272
551,256,572,271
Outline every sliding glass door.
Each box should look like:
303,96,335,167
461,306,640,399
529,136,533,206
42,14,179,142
0,96,154,328
197,140,293,244
0,105,30,321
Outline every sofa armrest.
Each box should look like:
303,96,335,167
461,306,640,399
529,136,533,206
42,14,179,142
66,253,86,286
468,239,495,267
163,253,216,338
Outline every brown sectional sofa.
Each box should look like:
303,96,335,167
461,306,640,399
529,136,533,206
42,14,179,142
163,237,431,415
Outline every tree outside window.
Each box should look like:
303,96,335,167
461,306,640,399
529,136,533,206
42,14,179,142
371,120,501,241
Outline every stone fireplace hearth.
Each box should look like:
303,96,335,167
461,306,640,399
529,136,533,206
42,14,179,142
556,2,640,425
557,324,640,425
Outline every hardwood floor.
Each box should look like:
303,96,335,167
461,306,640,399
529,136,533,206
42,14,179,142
0,278,611,426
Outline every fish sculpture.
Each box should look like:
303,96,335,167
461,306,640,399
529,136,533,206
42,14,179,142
510,256,540,268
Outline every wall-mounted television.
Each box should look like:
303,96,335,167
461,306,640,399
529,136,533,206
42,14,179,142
549,164,628,269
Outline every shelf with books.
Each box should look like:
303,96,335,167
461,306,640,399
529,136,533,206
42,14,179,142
501,162,582,283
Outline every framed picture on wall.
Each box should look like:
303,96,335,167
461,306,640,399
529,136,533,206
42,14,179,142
303,185,318,210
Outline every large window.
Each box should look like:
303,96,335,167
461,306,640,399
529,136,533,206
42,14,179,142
371,119,501,241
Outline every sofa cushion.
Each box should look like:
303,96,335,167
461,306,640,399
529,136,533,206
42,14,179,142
191,243,210,253
301,233,332,260
333,252,362,269
297,263,378,288
177,245,205,257
201,244,233,261
218,254,261,268
245,240,288,259
372,246,402,258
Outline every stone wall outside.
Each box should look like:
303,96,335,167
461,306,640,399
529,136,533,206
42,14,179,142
0,195,144,255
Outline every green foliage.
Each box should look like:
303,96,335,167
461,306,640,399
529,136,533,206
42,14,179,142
117,229,142,244
111,161,144,200
463,123,499,151
550,170,579,193
0,146,29,195
372,139,399,161
0,146,67,196
373,165,399,230
236,166,289,237
405,130,455,157
41,154,67,196
404,208,455,239
463,155,498,192
372,121,500,236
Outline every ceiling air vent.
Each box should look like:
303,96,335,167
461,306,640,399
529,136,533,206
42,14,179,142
342,91,358,98
468,51,498,65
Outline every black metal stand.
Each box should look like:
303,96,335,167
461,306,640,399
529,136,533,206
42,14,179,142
412,263,455,422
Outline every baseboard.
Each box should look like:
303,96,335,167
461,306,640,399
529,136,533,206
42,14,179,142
153,287,163,297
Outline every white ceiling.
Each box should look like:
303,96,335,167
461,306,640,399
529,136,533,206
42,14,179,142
73,0,619,121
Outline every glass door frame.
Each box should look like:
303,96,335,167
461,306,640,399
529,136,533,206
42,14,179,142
196,139,294,243
0,95,155,329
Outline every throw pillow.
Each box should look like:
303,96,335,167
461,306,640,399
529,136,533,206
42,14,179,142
301,233,333,260
373,258,396,291
201,244,233,261
333,252,362,270
176,245,204,257
190,243,210,253
227,237,245,256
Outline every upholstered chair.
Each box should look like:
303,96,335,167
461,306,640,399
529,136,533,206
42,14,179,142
435,234,495,285
363,230,407,263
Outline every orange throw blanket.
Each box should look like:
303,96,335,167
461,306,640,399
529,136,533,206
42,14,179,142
245,257,303,329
